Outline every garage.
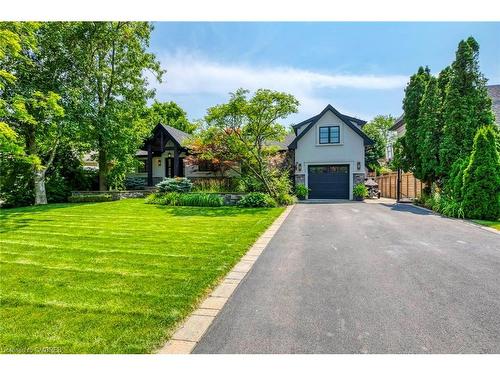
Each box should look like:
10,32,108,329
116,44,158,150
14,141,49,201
307,165,350,199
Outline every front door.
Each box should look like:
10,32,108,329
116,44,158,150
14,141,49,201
165,157,184,178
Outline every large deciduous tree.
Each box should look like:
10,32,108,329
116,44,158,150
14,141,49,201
189,88,299,197
147,101,198,134
71,22,164,190
440,37,495,179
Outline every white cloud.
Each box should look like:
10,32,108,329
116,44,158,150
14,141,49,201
151,51,407,120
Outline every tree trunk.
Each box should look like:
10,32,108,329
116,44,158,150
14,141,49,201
34,169,48,205
98,147,108,191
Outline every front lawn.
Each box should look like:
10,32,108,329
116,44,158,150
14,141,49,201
473,220,500,231
0,199,284,353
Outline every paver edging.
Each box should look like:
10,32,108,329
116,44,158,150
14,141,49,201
157,204,295,354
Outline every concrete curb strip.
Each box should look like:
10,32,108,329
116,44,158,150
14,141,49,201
157,204,295,354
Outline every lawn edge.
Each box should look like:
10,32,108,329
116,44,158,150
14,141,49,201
411,203,500,235
156,204,295,354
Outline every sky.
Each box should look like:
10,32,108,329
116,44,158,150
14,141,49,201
148,22,500,125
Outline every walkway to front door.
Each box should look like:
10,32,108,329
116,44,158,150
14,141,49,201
194,201,500,353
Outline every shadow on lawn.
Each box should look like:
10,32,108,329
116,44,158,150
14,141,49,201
152,205,275,217
0,202,96,233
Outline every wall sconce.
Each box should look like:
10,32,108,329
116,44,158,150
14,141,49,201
157,159,161,167
357,161,361,170
298,163,302,172
167,152,172,158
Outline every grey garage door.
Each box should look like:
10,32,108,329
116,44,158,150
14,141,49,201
308,165,350,199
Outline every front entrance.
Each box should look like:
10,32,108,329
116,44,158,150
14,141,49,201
308,164,349,199
165,157,184,178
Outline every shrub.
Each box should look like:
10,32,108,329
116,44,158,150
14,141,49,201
68,194,113,203
156,177,193,193
353,183,368,199
238,192,276,208
145,192,224,207
179,193,224,207
295,184,309,200
125,176,146,190
276,193,296,206
461,126,500,220
236,175,265,193
191,178,239,193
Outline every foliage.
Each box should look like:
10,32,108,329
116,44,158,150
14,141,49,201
295,184,310,200
353,183,368,199
191,178,239,193
156,177,193,193
190,88,299,198
363,115,395,171
275,193,296,206
145,192,181,205
68,194,113,203
0,155,34,207
184,125,239,177
68,22,164,190
124,176,146,190
416,76,442,185
461,126,500,220
0,199,283,353
400,66,431,173
440,37,495,179
238,192,277,208
146,192,224,207
147,101,197,133
417,191,465,219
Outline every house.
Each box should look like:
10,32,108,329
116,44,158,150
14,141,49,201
389,84,500,137
129,104,373,200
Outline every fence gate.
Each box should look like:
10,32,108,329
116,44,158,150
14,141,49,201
375,172,424,200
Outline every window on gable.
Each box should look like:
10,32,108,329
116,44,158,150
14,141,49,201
319,126,340,144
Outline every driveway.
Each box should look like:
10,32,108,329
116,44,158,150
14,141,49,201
194,201,500,354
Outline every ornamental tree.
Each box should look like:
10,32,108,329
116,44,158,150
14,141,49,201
363,114,395,172
461,125,500,220
192,88,299,197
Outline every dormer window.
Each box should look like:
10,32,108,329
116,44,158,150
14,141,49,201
319,126,340,144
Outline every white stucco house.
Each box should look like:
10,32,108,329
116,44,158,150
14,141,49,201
128,104,373,200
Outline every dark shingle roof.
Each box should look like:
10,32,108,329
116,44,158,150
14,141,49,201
268,133,297,151
487,84,500,124
389,114,405,131
160,124,190,145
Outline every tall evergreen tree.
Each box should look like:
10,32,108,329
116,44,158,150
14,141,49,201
400,66,430,174
440,37,495,178
461,126,500,220
416,76,441,186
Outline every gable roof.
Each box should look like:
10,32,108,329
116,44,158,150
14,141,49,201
389,114,405,131
288,104,373,149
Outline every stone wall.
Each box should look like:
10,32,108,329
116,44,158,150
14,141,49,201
353,173,365,187
295,174,305,186
71,190,153,200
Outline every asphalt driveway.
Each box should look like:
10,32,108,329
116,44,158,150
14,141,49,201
194,201,500,354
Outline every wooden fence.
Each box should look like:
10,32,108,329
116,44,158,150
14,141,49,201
375,172,424,200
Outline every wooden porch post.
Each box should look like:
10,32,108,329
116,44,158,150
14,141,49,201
173,147,179,177
147,143,153,186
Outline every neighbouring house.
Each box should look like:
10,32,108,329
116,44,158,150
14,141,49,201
389,84,500,140
95,104,373,200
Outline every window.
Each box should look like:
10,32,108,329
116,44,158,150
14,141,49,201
198,160,216,172
137,159,148,173
319,126,340,144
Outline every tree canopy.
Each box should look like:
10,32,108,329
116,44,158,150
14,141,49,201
363,115,395,172
147,101,198,134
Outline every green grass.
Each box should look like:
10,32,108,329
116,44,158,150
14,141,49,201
0,199,284,353
473,220,500,231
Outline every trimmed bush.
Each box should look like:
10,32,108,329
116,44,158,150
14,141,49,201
125,176,146,190
156,177,193,193
461,126,500,220
145,192,223,207
68,194,113,203
237,192,276,208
